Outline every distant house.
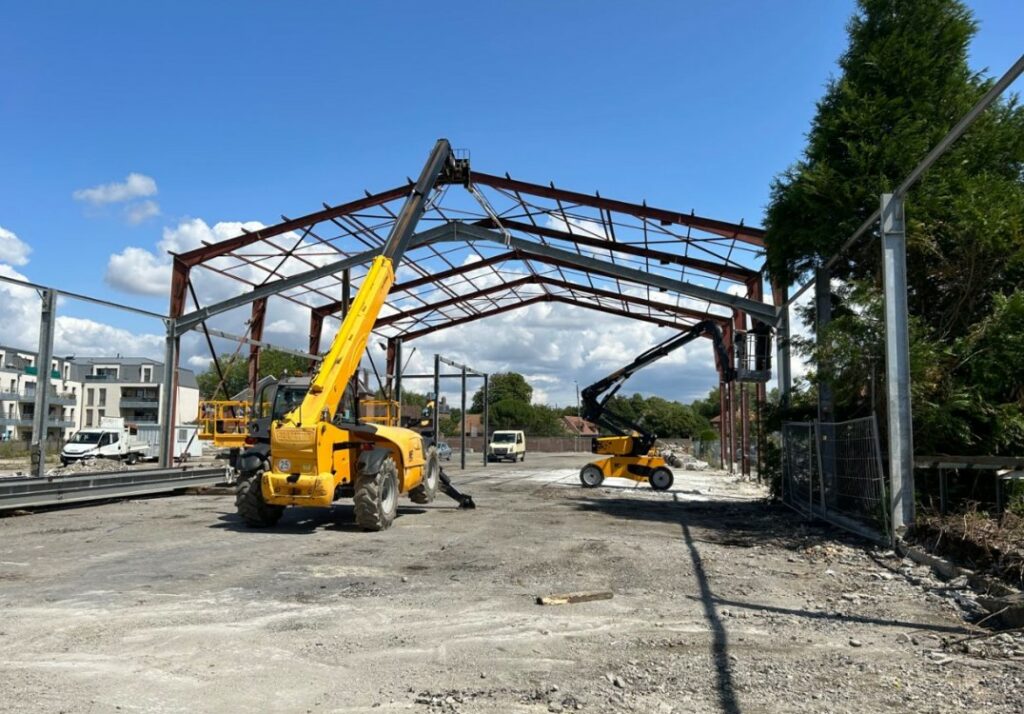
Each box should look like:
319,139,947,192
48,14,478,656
562,415,599,436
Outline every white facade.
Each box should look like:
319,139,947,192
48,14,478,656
0,346,199,442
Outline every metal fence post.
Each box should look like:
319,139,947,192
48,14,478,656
31,288,57,478
881,193,915,533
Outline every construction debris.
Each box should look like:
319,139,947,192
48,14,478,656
536,590,613,606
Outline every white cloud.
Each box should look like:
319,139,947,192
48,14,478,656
73,173,157,205
0,226,31,266
54,317,164,359
105,246,171,296
125,199,161,225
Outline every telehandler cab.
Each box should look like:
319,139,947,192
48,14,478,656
235,139,473,530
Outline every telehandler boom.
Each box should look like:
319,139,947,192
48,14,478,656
236,139,470,530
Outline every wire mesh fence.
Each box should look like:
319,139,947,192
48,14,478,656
782,416,890,542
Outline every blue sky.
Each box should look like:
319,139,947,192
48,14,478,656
1,1,1022,406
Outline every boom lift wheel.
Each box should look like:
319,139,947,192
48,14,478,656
409,446,440,504
579,464,605,488
649,467,674,492
354,456,399,531
236,467,284,527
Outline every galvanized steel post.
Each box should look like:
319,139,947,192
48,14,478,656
30,288,57,478
460,365,467,470
482,373,489,467
159,319,178,468
881,193,915,532
432,353,440,444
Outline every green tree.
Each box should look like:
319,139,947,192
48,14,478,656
470,372,532,413
764,0,1024,455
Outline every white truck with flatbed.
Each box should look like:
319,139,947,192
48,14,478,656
60,417,154,466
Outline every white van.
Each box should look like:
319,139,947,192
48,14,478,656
61,417,154,466
487,430,526,462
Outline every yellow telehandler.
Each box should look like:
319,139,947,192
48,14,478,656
236,139,472,530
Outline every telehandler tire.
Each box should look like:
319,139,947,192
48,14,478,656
409,446,439,504
579,464,604,488
236,468,284,527
649,467,674,492
354,456,399,531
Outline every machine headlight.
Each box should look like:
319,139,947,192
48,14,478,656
277,459,292,472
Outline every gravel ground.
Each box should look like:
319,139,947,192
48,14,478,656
0,452,1021,713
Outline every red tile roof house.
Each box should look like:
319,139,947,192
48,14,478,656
561,415,599,436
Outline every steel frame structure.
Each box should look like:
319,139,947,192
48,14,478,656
164,149,781,474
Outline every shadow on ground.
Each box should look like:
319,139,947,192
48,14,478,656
211,505,427,534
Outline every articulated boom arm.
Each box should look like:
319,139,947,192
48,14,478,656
280,139,468,427
580,320,734,445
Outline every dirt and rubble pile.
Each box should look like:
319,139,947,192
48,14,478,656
910,510,1024,591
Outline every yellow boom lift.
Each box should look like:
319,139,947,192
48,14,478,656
578,320,738,491
236,139,471,530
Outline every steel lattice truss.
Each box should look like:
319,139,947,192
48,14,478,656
169,166,773,367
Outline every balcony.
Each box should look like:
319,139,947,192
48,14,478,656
120,397,159,409
0,417,75,428
0,390,18,400
14,391,77,405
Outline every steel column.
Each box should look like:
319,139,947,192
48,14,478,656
460,365,467,470
482,373,489,468
881,193,915,532
773,283,792,409
159,320,179,468
815,267,836,503
393,339,403,404
741,384,750,477
720,381,729,471
248,298,266,399
432,354,440,442
30,289,57,478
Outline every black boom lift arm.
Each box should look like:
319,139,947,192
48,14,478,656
580,320,735,454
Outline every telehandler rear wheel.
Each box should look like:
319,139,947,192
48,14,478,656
409,446,439,504
236,468,284,527
649,467,674,492
579,464,604,488
354,456,399,531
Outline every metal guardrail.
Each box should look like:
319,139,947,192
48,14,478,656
0,466,228,510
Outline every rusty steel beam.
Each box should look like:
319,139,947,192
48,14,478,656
400,293,700,343
400,295,549,341
377,276,537,327
471,172,765,246
475,218,756,282
547,295,690,330
377,270,732,333
247,298,267,398
174,184,411,268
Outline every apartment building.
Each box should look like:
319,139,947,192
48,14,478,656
0,347,78,442
0,346,199,442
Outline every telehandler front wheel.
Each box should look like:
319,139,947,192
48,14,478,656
579,464,604,488
409,446,439,504
236,469,284,527
649,467,674,492
354,456,399,531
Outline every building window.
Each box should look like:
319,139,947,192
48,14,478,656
87,388,94,406
99,389,107,407
97,409,105,420
94,366,118,379
86,410,93,427
142,366,152,382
